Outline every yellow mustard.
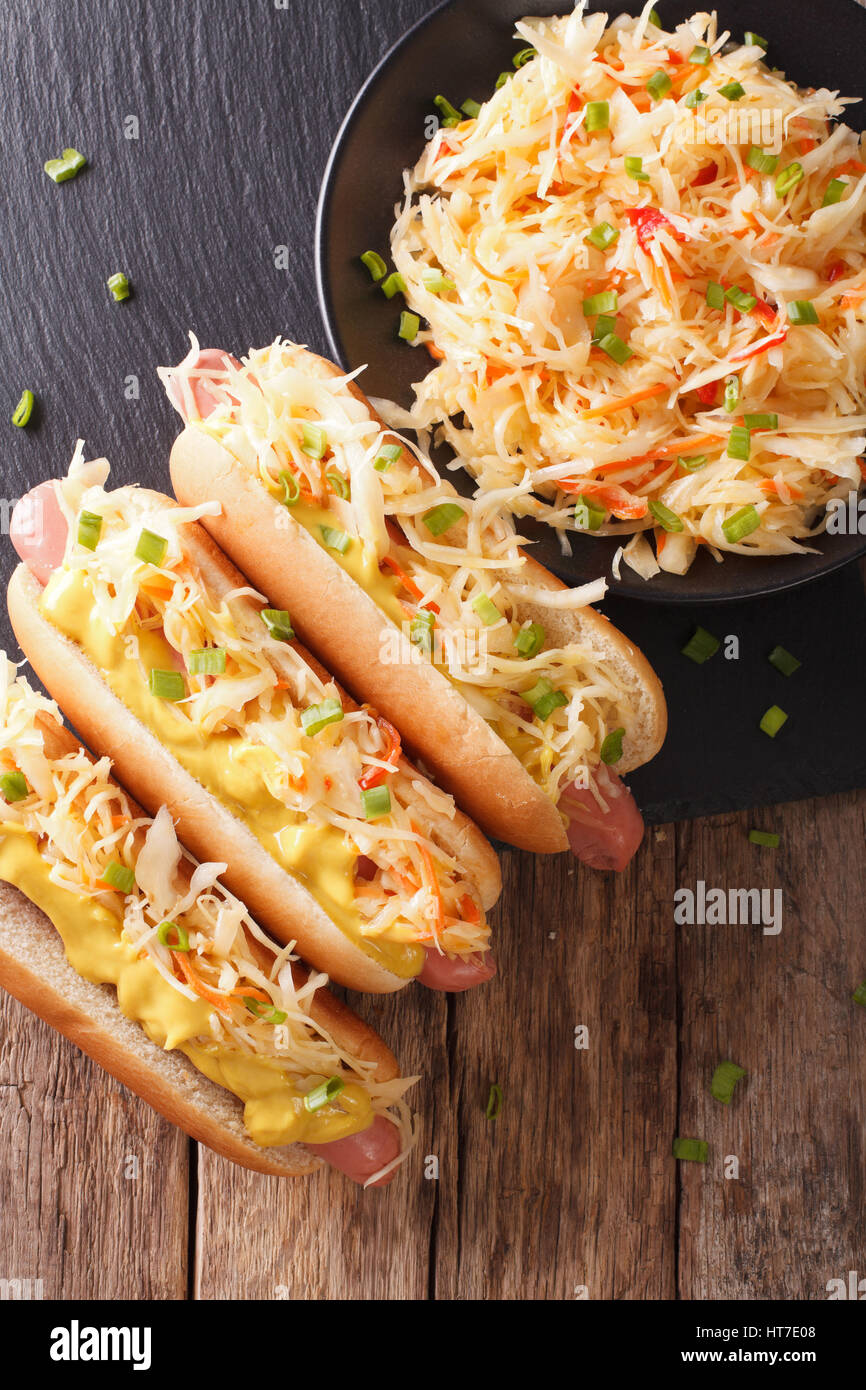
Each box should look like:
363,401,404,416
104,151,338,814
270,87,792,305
38,568,423,980
0,824,372,1145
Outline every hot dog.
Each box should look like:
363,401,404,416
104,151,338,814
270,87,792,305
7,447,501,996
0,659,415,1185
163,339,667,867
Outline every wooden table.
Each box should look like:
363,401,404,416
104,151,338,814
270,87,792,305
1,0,864,1302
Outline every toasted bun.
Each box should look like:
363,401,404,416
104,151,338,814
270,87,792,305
170,346,667,852
0,724,401,1177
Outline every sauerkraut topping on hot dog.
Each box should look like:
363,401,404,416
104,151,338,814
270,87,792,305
24,449,492,971
0,659,416,1178
161,339,641,813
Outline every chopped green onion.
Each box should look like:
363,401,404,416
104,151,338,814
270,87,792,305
582,290,618,316
304,1076,345,1113
512,46,535,68
422,269,456,294
188,647,227,676
521,677,568,721
106,272,130,302
718,81,745,101
398,311,420,342
853,982,866,1008
301,423,328,459
278,469,300,506
422,502,465,536
374,443,402,472
0,771,29,802
688,44,711,64
472,593,502,626
486,1082,503,1119
495,71,512,90
759,704,788,738
743,413,778,431
77,510,103,550
157,920,190,952
591,314,617,344
515,622,545,659
706,281,725,309
746,145,779,175
725,285,758,313
135,528,168,567
148,669,185,702
726,426,751,462
584,100,610,133
775,162,804,198
787,299,819,325
749,829,780,848
684,87,708,108
102,860,135,894
679,454,708,472
574,494,607,530
672,1137,708,1162
624,155,650,182
648,7,661,25
722,503,760,541
12,389,35,427
381,272,406,299
598,332,633,364
768,645,800,677
649,499,684,532
600,727,625,764
301,698,344,737
710,1060,746,1103
682,626,720,664
319,524,352,554
460,98,482,119
433,94,462,125
585,221,620,251
647,69,672,102
360,250,387,282
723,375,740,413
410,609,435,654
244,999,287,1024
822,178,847,207
326,470,350,500
261,609,294,643
44,147,87,182
361,785,392,820
744,31,768,49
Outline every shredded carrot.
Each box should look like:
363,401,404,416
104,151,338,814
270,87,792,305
111,814,130,828
380,552,440,613
758,479,804,500
655,528,667,555
579,382,668,419
358,716,402,790
559,480,649,519
173,953,232,1016
229,985,270,1003
459,893,481,925
426,343,445,361
410,821,445,941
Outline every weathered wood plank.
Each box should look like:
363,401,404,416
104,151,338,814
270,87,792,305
676,790,866,1299
0,994,189,1300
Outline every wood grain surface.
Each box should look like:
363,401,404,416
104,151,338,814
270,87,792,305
0,0,864,1303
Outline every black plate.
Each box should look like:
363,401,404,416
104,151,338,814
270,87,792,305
317,0,866,604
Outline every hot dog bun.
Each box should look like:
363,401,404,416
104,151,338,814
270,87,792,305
169,344,666,854
8,504,500,994
0,716,400,1179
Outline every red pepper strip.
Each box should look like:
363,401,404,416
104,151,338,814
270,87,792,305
729,329,788,365
380,553,440,614
827,260,847,284
358,715,402,790
625,206,689,252
696,381,719,405
691,162,717,187
750,298,778,327
558,479,649,519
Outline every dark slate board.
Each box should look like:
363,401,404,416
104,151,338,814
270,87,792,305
0,0,864,825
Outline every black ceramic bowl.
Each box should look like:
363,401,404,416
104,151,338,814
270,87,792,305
316,0,866,604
